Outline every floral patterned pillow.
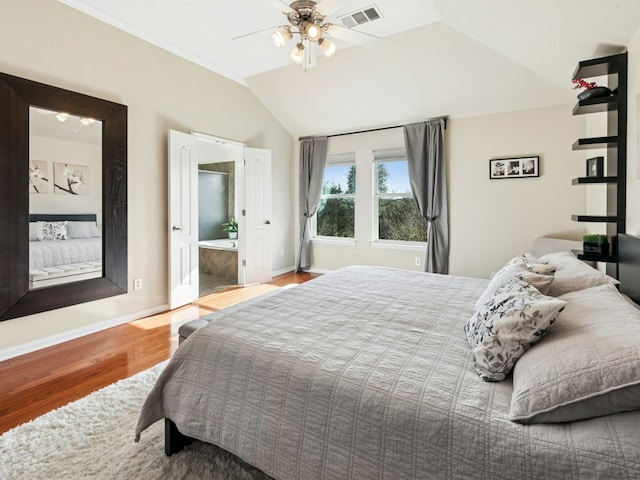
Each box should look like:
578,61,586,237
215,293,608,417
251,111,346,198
474,255,556,310
465,277,567,382
42,220,68,241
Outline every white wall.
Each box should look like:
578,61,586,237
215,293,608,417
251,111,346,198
448,105,586,278
305,105,587,278
626,28,640,235
0,0,295,352
29,135,102,223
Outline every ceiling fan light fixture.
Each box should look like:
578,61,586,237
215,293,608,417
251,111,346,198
318,37,336,58
304,23,322,42
290,42,305,63
272,27,292,48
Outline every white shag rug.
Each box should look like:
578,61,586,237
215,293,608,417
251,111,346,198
0,361,273,480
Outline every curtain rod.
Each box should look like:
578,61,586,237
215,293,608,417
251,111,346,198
299,116,448,141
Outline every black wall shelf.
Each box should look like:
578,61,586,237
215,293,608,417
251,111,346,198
570,52,627,276
571,215,617,223
573,54,621,78
574,251,617,263
572,176,618,185
572,136,618,150
572,95,618,115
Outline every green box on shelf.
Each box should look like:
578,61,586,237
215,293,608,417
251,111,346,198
582,234,609,255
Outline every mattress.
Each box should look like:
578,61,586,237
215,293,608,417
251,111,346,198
29,238,102,270
135,266,640,479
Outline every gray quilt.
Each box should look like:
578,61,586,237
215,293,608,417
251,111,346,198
136,266,640,479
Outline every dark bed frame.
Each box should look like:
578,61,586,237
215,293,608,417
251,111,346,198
163,233,640,456
618,233,640,304
29,213,97,223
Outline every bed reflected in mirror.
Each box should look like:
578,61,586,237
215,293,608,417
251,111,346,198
28,108,103,290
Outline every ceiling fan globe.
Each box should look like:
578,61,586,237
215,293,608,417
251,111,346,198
272,27,292,47
290,42,305,63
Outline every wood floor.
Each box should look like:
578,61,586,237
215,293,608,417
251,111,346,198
0,271,318,435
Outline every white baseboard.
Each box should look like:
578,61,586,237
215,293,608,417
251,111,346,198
272,266,295,277
308,267,332,274
0,304,170,362
273,266,332,276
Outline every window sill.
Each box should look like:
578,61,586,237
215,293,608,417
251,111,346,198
370,241,426,252
311,237,357,247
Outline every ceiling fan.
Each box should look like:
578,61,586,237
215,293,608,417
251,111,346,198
235,0,381,70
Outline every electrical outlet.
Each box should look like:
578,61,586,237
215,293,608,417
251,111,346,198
280,248,285,257
415,257,421,266
133,278,143,291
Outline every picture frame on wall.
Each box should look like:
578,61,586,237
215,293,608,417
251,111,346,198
28,159,49,194
54,162,90,195
586,156,604,177
489,156,539,179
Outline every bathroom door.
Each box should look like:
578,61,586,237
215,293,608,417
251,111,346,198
244,147,272,284
168,130,199,309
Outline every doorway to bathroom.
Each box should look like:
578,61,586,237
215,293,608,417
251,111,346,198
198,162,238,296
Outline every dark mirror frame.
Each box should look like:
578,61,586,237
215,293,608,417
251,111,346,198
0,72,127,321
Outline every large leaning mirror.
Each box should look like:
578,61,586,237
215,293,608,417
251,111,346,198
0,72,127,321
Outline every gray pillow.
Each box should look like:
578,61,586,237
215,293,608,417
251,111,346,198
465,277,567,382
89,222,101,238
538,251,618,296
29,221,44,241
510,283,640,423
67,221,93,239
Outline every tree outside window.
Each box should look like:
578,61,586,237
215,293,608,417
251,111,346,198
375,159,428,242
316,156,355,238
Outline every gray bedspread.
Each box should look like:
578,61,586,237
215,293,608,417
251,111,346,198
136,266,640,479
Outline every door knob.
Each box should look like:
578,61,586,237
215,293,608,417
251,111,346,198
172,226,182,231
264,220,271,225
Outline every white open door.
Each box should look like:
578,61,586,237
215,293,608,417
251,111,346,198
168,130,199,309
243,148,272,284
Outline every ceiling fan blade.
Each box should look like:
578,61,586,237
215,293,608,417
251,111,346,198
232,24,281,41
325,24,381,49
314,0,352,15
270,0,294,13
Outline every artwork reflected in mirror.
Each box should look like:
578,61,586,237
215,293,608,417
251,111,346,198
28,108,103,290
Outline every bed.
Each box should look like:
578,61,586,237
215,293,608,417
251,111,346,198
28,213,102,289
135,234,640,479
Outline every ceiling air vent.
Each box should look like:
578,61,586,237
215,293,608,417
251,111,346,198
338,5,382,29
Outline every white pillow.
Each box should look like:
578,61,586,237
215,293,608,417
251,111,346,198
89,222,101,238
465,277,567,382
510,283,640,423
67,221,93,239
539,251,618,296
29,221,44,241
42,221,68,241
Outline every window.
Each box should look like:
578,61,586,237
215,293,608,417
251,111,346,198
374,149,428,242
316,152,355,238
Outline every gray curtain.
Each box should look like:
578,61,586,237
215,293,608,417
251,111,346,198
403,119,449,274
296,136,328,271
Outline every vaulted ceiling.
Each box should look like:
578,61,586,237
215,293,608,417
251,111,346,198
58,0,640,137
